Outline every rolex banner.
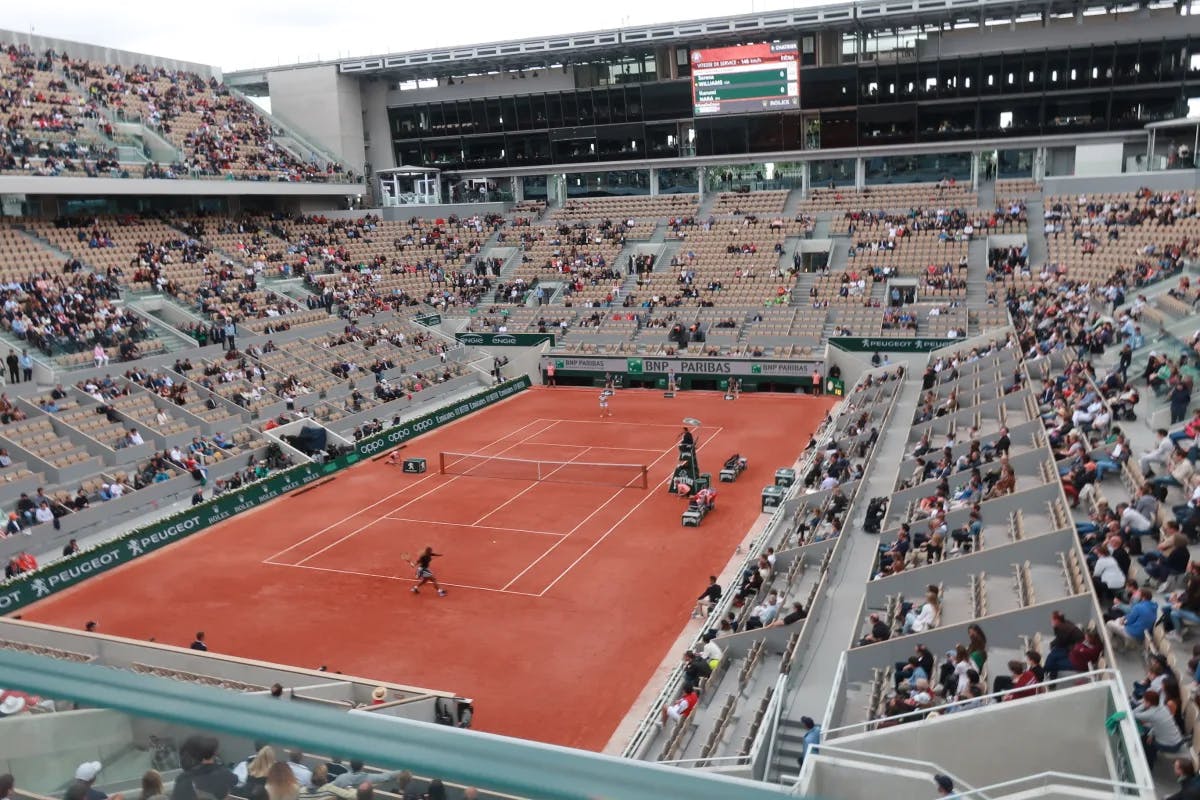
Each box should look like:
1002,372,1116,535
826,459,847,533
0,377,532,614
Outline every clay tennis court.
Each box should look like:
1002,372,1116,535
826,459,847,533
19,386,836,749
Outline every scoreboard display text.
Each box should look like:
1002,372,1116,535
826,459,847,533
691,42,800,116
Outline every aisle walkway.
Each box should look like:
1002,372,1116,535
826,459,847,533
776,366,926,729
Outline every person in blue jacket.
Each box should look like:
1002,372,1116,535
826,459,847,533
1106,588,1158,650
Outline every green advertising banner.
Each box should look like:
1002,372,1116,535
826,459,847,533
413,313,442,327
455,332,555,347
0,377,532,615
828,336,957,353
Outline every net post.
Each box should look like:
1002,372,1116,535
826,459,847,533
640,465,649,490
439,452,447,474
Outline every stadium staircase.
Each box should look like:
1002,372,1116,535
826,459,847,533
782,188,806,218
1023,199,1049,269
225,87,345,171
768,367,928,783
696,192,720,218
965,238,990,306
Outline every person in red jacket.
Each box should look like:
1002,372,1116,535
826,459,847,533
1003,659,1039,701
1069,630,1103,672
659,683,699,727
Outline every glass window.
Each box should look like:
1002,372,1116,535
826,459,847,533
811,158,855,187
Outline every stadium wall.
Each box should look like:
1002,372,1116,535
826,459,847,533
268,65,367,173
0,377,532,615
1044,167,1200,195
0,28,217,77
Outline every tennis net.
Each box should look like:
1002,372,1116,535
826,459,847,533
439,451,649,489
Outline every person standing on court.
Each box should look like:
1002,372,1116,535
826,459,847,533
544,362,556,386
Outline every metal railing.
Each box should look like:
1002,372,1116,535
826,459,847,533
808,744,1149,799
822,669,1121,740
804,745,981,796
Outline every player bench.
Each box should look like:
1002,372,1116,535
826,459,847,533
719,454,747,483
682,488,717,526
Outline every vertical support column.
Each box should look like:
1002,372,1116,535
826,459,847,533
511,176,524,202
1148,130,1156,172
854,157,866,191
697,166,705,201
970,151,981,192
649,167,660,197
800,161,811,199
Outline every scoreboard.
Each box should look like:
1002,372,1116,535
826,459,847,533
691,42,800,116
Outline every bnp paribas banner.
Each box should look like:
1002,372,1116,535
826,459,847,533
544,355,822,378
0,376,532,614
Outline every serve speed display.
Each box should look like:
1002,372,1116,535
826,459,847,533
691,42,800,116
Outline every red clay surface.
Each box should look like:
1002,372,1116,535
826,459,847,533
20,386,836,749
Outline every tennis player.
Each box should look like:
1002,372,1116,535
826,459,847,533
409,546,447,596
599,389,613,419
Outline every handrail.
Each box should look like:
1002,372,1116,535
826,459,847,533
819,651,848,734
809,744,981,797
822,668,1121,739
759,672,789,779
812,744,1149,798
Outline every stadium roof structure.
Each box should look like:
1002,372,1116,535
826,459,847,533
225,0,1179,91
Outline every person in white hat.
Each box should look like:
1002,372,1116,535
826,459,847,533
0,695,25,717
72,762,107,800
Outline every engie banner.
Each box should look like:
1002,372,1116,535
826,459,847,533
0,377,532,614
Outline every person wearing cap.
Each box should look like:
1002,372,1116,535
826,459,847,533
73,762,107,800
0,695,26,718
934,774,955,796
797,716,821,768
370,686,387,705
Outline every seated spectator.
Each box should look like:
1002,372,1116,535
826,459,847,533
172,735,237,800
693,575,721,618
773,602,807,626
857,612,891,646
998,659,1038,701
1042,611,1084,679
657,682,699,728
299,766,355,800
903,590,939,634
1106,588,1158,650
1134,689,1185,767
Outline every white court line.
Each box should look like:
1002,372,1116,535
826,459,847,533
292,420,563,567
470,444,593,526
382,517,565,538
537,426,726,596
541,418,691,428
515,442,667,453
264,561,542,597
262,417,550,565
498,433,697,592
